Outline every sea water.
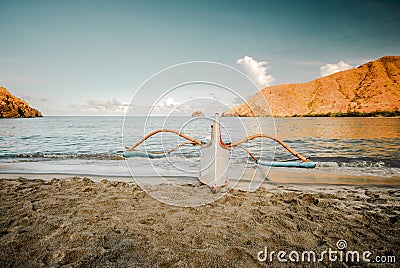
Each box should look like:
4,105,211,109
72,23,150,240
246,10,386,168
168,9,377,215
0,116,399,183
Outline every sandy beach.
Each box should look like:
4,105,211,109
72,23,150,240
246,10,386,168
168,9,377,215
0,176,399,267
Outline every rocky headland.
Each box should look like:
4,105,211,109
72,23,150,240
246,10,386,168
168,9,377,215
0,87,42,118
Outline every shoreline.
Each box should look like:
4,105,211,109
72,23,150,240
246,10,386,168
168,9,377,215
2,169,400,186
0,176,399,266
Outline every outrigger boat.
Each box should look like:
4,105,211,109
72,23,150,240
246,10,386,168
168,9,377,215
124,113,316,192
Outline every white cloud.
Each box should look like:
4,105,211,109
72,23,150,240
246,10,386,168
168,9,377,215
236,56,275,88
153,97,189,113
163,97,179,107
320,61,353,77
71,98,129,113
86,98,128,112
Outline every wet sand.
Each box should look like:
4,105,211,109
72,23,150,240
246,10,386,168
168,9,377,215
0,176,399,267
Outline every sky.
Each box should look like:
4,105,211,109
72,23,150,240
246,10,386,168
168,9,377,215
0,0,399,115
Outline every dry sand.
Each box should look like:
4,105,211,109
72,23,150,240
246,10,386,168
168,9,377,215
0,176,399,267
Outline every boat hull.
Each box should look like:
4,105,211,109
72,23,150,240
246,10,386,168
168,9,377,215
198,114,230,192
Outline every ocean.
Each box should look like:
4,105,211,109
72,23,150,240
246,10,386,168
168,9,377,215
1,116,399,184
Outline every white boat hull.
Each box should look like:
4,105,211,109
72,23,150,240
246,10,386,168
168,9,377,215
199,114,230,193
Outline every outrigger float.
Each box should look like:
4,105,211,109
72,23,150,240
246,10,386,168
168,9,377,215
124,113,316,192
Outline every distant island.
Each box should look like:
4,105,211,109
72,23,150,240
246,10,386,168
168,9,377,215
223,56,400,117
0,87,42,118
192,111,205,117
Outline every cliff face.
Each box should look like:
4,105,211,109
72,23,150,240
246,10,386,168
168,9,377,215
223,56,400,117
0,87,43,118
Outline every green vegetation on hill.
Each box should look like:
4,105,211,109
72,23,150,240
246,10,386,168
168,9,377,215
293,110,400,117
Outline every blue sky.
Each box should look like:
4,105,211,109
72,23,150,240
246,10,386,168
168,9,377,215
0,0,399,115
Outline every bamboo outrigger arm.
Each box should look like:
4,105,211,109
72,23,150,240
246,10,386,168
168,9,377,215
124,129,311,164
124,130,311,163
229,134,310,162
125,129,202,152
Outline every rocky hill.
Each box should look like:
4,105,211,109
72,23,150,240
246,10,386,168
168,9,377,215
0,87,43,118
192,111,205,117
223,56,400,117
